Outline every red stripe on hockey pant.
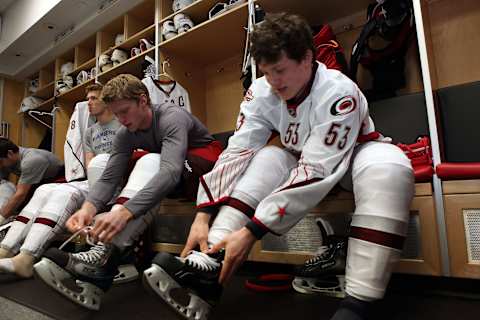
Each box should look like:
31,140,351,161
245,274,293,292
225,197,255,218
350,226,404,250
34,217,56,228
187,140,223,163
15,216,30,224
116,197,129,205
357,131,380,143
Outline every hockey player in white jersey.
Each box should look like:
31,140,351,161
142,76,192,113
0,84,120,279
144,13,414,320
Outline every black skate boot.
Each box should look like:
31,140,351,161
33,243,121,310
292,218,347,298
143,250,224,320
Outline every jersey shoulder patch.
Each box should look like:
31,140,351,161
330,95,356,116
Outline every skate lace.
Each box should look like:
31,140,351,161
185,251,221,272
73,244,108,265
305,244,332,265
59,226,96,250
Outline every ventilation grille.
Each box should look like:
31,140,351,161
401,212,422,259
262,214,323,252
463,209,480,264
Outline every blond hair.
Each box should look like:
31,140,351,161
85,83,103,95
101,74,150,104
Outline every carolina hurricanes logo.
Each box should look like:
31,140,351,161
243,89,253,102
330,96,357,116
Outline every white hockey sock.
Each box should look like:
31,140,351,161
0,258,15,273
208,206,250,247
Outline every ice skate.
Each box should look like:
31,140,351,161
292,218,347,298
113,263,138,284
33,242,120,310
143,250,224,320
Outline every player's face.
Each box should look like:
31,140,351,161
258,50,313,101
109,94,150,132
86,90,106,116
0,151,18,169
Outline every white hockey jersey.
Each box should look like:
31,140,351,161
142,77,191,113
197,62,377,236
64,101,94,182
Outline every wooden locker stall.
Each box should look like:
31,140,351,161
421,0,480,278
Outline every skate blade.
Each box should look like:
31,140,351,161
143,264,211,320
292,275,346,298
113,264,139,284
33,258,104,310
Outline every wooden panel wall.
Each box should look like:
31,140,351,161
428,0,480,88
1,79,24,144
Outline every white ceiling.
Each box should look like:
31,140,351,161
0,0,145,80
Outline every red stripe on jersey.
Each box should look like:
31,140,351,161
200,176,214,202
357,131,380,143
225,197,255,218
280,177,322,192
196,196,229,210
350,226,405,250
116,197,129,205
15,216,30,224
251,216,275,235
34,217,56,228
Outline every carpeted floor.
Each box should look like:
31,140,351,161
0,271,479,320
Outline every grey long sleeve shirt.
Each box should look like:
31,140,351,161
86,104,214,218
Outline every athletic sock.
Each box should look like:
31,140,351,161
0,252,36,278
0,247,14,259
330,295,371,320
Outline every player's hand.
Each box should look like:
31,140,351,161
66,203,96,233
90,205,133,243
208,227,256,285
181,212,211,257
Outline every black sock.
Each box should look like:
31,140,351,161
330,295,371,320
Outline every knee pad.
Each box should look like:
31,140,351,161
120,153,161,199
87,154,111,190
232,146,296,207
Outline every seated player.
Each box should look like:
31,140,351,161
34,74,223,311
0,83,120,278
143,13,414,320
0,138,63,224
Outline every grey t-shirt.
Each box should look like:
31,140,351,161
1,147,63,185
86,104,214,218
84,119,121,155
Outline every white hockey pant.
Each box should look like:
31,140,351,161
107,153,162,250
0,181,88,257
0,153,110,257
345,142,414,301
208,146,297,245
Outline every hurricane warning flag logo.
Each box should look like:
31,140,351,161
330,96,356,116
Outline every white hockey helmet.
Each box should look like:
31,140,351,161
28,78,39,94
90,66,98,79
18,96,45,113
99,54,113,72
115,33,125,46
63,75,74,88
111,49,128,66
173,13,194,34
130,47,141,57
161,20,177,40
209,2,228,19
60,62,74,77
76,70,89,85
172,0,194,12
139,38,154,52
